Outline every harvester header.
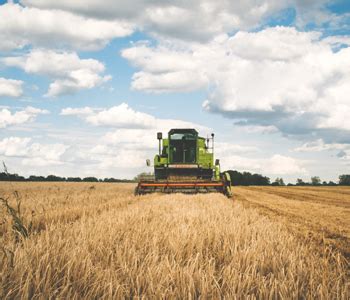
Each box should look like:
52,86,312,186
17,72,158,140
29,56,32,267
135,128,232,197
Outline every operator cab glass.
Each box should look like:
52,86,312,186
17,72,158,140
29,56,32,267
169,129,197,164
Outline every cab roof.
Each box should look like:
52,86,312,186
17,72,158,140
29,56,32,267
168,128,198,135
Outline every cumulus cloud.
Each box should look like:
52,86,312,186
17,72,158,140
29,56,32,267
220,153,307,176
0,1,340,52
85,147,147,169
0,2,132,51
60,107,95,116
2,49,111,96
85,103,157,128
0,106,49,128
215,142,258,157
266,154,307,175
121,45,208,93
0,77,23,97
122,27,350,143
20,0,290,42
293,139,347,152
0,136,68,166
61,102,208,131
0,137,31,157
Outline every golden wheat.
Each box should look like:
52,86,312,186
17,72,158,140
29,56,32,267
235,186,350,259
0,183,349,299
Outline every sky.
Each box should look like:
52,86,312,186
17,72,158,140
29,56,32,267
0,0,349,183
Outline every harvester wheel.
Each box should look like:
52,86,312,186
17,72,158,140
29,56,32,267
223,172,233,198
134,186,140,196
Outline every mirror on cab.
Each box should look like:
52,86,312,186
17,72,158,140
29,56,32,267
146,159,151,166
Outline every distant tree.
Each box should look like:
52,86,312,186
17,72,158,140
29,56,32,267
228,171,244,185
287,183,294,186
0,172,8,181
0,172,25,181
67,177,82,182
322,181,328,186
311,176,321,186
272,178,285,186
339,174,350,185
0,166,133,182
104,178,123,182
296,178,306,186
83,177,99,182
28,175,46,181
226,170,270,186
328,181,337,186
46,175,65,182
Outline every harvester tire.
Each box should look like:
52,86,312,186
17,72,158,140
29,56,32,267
222,172,233,198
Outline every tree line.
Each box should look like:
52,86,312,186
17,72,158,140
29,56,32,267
226,170,350,186
0,172,134,183
0,169,349,186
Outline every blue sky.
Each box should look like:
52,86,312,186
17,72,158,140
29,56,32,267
0,0,349,183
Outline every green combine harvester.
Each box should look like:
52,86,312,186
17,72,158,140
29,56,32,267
135,129,232,197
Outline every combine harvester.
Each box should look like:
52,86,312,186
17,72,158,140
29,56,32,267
135,129,232,197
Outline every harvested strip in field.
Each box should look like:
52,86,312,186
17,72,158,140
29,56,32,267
246,186,350,208
1,184,348,299
234,187,350,259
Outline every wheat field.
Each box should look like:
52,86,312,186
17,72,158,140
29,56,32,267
0,183,349,299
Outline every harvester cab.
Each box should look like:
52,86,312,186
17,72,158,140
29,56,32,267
135,128,232,197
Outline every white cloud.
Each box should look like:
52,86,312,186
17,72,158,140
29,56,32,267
0,2,133,51
61,102,208,132
22,143,69,166
21,0,340,44
293,139,350,163
0,136,68,166
221,153,307,176
60,107,95,116
0,1,339,52
122,27,350,142
0,77,23,97
3,49,111,97
86,147,147,169
20,0,289,42
101,129,154,150
0,137,31,157
130,71,208,93
121,45,208,93
215,142,258,156
0,106,49,128
266,154,307,175
294,139,347,152
85,103,157,128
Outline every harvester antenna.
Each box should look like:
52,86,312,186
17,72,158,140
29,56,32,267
157,132,162,155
